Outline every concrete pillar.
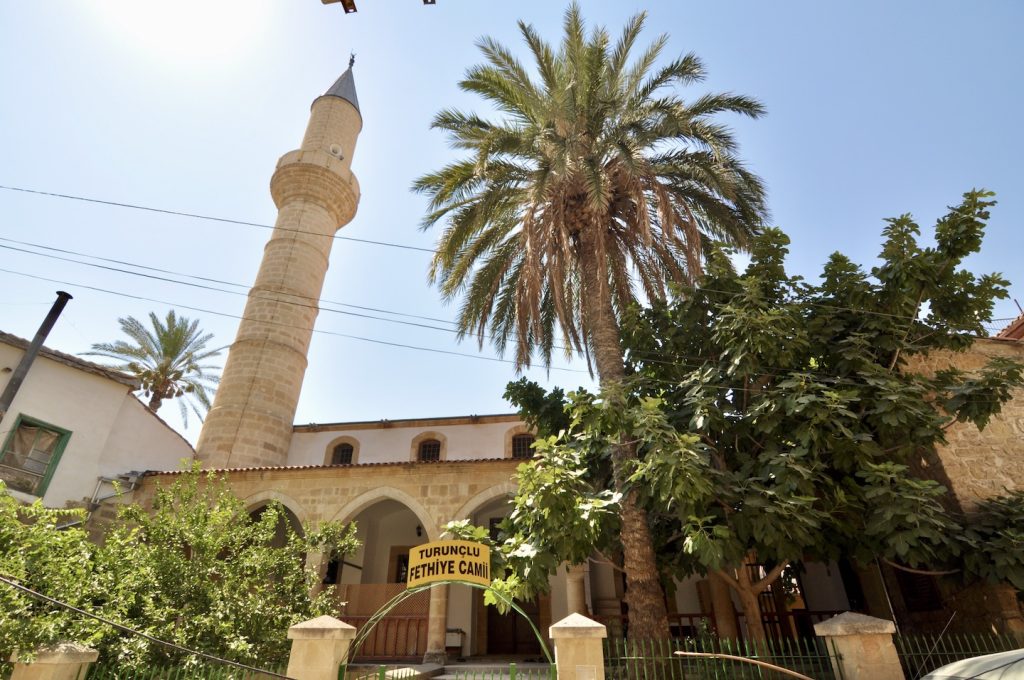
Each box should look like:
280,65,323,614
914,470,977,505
423,584,449,664
9,643,98,680
567,562,589,616
286,615,356,680
550,613,607,680
814,612,905,680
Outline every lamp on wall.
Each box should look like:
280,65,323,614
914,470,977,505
415,524,423,537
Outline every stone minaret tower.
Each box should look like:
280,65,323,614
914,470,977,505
196,63,362,469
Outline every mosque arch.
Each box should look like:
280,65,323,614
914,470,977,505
243,489,309,528
452,482,518,523
329,486,439,541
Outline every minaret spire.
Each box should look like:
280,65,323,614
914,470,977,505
196,66,363,469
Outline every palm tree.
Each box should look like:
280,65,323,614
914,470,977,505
414,5,768,638
84,311,222,427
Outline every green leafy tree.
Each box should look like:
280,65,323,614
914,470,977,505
415,3,768,638
487,191,1022,641
84,310,222,425
0,471,358,670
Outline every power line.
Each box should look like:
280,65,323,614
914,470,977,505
0,242,466,337
2,239,1015,386
0,184,436,253
0,573,294,678
2,184,1017,328
1,263,1013,401
0,267,590,374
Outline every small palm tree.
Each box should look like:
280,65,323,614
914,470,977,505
84,311,222,426
414,5,769,638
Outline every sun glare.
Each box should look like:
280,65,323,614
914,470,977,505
90,0,273,67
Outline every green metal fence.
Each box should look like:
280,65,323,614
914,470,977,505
894,632,1021,679
604,637,843,680
85,661,289,679
345,665,421,680
451,662,557,680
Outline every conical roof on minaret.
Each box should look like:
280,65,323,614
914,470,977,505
322,65,360,113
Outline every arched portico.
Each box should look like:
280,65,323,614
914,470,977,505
330,486,439,541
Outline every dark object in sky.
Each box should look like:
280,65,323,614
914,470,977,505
321,0,436,12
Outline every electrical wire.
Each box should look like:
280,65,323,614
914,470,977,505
1,184,1016,326
0,266,590,374
1,244,1015,392
0,184,435,253
0,573,294,679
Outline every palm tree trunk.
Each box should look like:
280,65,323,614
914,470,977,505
578,227,670,641
148,392,163,412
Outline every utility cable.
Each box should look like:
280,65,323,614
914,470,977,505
0,250,1011,392
0,266,589,374
1,184,1016,326
0,573,294,679
0,184,435,253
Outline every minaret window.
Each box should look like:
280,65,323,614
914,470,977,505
418,439,442,462
331,443,354,465
511,434,536,459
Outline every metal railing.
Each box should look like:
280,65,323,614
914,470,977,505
86,662,289,679
451,662,556,680
604,636,844,680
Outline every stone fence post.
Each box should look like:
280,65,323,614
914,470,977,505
286,615,356,680
814,612,905,680
550,613,607,680
8,643,98,680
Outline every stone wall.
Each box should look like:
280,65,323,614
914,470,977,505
904,337,1024,511
133,459,521,535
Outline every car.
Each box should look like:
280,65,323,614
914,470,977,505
922,648,1024,679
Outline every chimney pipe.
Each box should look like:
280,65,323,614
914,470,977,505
0,291,73,419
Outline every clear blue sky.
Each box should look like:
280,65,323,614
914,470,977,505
1,1,1022,443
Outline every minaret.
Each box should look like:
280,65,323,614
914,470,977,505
196,62,362,469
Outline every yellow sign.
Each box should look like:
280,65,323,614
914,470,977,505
406,540,491,588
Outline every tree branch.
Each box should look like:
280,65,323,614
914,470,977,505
711,568,740,592
752,561,790,595
881,558,960,577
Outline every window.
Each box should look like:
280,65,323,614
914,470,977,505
331,442,354,465
418,439,441,462
894,569,943,612
0,415,71,497
511,434,536,459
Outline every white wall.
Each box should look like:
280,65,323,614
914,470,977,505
288,418,525,466
800,561,851,611
0,343,193,507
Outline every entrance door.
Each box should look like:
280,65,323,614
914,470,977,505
487,597,541,655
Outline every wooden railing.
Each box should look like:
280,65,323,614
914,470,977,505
340,614,429,660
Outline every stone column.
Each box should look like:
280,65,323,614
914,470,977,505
286,615,356,680
814,612,905,680
9,643,98,680
567,562,589,615
550,613,607,680
423,584,449,664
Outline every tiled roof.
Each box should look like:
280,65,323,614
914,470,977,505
294,413,521,432
144,458,516,476
0,330,140,388
995,313,1024,340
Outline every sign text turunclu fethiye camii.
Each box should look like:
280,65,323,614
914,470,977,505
406,540,491,588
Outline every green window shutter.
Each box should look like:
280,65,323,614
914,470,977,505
0,414,72,497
